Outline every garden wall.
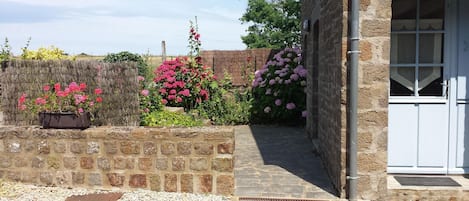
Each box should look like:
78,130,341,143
0,126,234,195
201,49,278,86
0,60,140,126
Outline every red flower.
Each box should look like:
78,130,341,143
79,83,87,90
54,83,61,92
94,88,102,95
96,97,103,103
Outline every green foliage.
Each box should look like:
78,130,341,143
141,110,203,127
0,38,12,62
196,74,252,125
240,0,301,49
103,51,149,78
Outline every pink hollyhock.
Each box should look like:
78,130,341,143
168,95,176,100
161,99,168,105
269,79,276,85
96,97,103,103
199,89,209,100
137,76,145,81
57,91,68,97
176,96,183,103
159,88,167,94
169,89,177,95
78,108,84,113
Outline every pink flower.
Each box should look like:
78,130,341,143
176,96,183,103
144,108,149,113
96,97,103,103
79,83,87,90
43,85,50,92
168,95,176,100
290,74,299,81
69,82,80,92
141,89,149,96
161,99,168,105
35,97,46,105
169,89,177,95
57,90,68,97
159,88,167,94
275,99,282,106
286,103,296,110
78,108,84,113
94,88,102,95
269,79,276,85
199,89,209,100
178,89,190,97
137,76,145,81
302,110,308,118
264,106,271,113
54,83,61,92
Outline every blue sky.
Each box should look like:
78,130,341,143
0,0,249,56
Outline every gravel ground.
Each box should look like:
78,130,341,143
0,180,231,201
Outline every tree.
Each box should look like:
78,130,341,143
240,0,301,49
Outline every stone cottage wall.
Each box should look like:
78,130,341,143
302,0,390,200
0,126,235,195
302,0,347,197
354,0,390,200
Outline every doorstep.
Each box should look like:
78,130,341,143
387,174,469,200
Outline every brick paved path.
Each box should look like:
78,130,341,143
234,125,338,199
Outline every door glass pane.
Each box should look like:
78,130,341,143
419,33,444,63
420,0,445,31
418,67,443,96
392,0,417,20
391,34,416,64
391,67,415,96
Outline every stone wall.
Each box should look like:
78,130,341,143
0,126,235,195
354,0,390,200
301,0,390,200
302,0,347,197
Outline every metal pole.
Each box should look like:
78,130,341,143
348,0,360,200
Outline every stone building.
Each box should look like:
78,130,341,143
302,0,469,200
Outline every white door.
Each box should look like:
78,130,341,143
388,0,451,174
447,0,469,174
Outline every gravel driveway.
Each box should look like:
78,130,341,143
0,180,231,201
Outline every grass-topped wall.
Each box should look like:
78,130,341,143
1,60,139,126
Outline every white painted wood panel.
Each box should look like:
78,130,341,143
417,104,448,167
388,104,418,167
456,104,469,167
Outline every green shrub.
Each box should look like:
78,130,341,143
250,47,307,125
103,51,148,78
0,38,12,62
195,74,252,125
141,110,203,127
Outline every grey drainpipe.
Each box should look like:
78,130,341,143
348,0,360,200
